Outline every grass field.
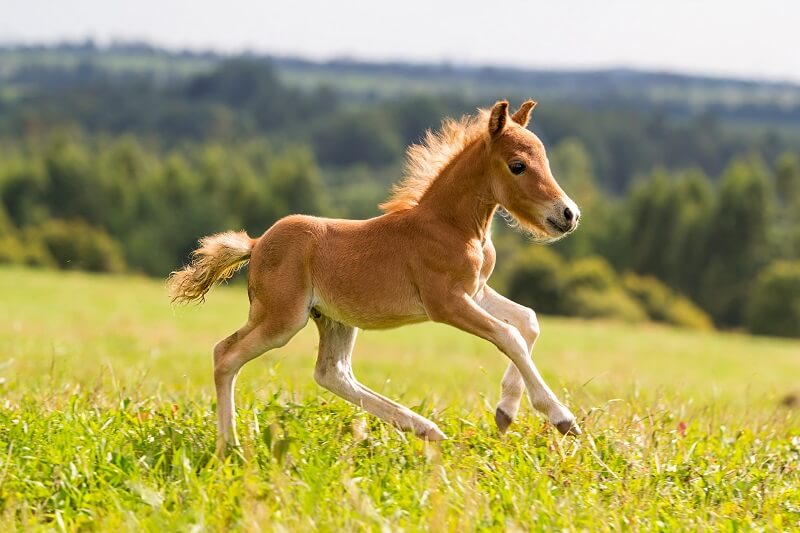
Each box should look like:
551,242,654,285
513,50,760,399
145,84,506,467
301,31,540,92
1,267,799,530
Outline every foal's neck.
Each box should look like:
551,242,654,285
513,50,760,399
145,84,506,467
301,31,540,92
416,140,497,243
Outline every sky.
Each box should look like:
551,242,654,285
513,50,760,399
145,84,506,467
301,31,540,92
2,0,799,83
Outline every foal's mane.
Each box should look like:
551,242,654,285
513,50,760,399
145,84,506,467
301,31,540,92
379,109,490,213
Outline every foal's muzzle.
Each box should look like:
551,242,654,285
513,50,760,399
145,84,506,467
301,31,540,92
547,199,581,234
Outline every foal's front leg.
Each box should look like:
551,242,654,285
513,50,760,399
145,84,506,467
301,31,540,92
476,287,579,435
312,315,447,440
426,291,580,436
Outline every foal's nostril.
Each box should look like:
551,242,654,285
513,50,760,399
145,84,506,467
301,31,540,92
564,207,573,222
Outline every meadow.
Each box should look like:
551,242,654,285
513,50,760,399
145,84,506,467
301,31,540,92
1,266,799,530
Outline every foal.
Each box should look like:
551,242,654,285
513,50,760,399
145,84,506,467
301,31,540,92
168,100,582,454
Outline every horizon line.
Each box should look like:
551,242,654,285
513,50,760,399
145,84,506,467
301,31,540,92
3,37,799,87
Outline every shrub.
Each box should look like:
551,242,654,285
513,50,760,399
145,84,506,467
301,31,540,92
501,251,710,328
621,273,673,322
0,205,52,266
503,247,566,314
25,219,126,273
0,206,23,264
0,235,27,265
566,286,648,323
667,297,714,331
565,257,618,293
746,261,800,338
564,257,647,322
622,273,713,330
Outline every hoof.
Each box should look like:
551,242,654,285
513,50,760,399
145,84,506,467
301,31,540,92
215,442,229,458
215,439,240,458
494,407,513,434
555,419,582,436
418,425,448,441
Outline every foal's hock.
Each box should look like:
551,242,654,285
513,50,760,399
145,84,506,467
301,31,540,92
168,100,582,455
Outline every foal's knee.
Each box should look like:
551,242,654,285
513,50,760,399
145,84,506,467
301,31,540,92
519,308,540,346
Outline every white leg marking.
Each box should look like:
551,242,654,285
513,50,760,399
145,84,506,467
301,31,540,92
430,288,579,435
214,318,305,456
313,316,446,440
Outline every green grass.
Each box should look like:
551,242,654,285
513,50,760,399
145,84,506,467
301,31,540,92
1,267,799,530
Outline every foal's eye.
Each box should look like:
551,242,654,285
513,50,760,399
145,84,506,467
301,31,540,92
508,161,526,175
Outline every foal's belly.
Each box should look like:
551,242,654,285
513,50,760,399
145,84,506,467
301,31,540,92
311,274,429,330
313,297,429,330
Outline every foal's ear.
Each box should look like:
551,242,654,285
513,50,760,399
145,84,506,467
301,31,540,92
511,100,537,127
488,101,509,137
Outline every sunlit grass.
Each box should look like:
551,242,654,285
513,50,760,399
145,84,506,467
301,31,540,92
1,267,799,529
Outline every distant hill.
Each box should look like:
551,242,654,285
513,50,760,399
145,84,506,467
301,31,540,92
2,41,800,127
275,57,800,112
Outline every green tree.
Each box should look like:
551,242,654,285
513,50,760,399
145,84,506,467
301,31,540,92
773,152,800,260
667,169,714,299
746,261,800,337
0,158,48,227
96,137,150,236
775,152,800,206
550,138,601,259
624,169,678,279
701,157,772,326
268,147,330,218
128,153,217,275
42,134,106,224
311,110,402,167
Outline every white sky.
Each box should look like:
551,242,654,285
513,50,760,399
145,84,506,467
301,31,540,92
2,0,799,82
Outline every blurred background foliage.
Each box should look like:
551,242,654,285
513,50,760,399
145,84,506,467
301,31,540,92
1,43,799,337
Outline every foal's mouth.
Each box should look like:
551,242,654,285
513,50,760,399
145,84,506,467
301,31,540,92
546,217,571,234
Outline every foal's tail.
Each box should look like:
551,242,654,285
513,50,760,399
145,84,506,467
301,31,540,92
167,231,255,304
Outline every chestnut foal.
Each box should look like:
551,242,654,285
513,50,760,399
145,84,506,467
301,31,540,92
168,100,581,455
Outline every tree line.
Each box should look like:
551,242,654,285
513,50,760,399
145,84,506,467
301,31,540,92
3,59,798,193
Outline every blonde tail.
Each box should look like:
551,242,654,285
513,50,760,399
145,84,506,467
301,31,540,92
167,231,255,304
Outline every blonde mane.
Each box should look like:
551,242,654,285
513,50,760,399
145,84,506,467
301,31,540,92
379,109,490,213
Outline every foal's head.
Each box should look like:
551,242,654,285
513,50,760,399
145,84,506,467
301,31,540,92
485,100,580,241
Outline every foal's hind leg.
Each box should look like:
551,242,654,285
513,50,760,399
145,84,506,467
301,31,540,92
313,315,446,440
214,299,309,456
